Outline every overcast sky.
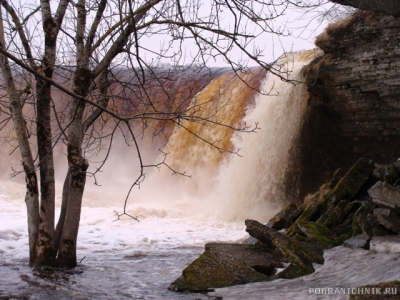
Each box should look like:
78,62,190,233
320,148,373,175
7,0,338,68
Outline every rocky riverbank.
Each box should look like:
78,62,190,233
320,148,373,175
169,158,400,293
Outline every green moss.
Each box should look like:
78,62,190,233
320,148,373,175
180,252,240,291
300,158,374,227
330,168,347,187
332,225,354,244
296,203,318,224
296,221,337,249
321,200,347,228
286,184,332,236
321,200,361,231
273,237,323,279
292,233,310,243
328,158,374,200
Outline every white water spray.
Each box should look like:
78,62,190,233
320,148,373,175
211,50,318,221
136,50,318,222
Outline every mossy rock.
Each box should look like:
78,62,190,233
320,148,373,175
274,263,312,279
169,244,273,292
273,237,324,279
289,158,374,235
296,220,337,249
320,200,362,230
330,168,347,188
205,243,286,273
286,184,332,236
168,251,243,292
332,225,354,245
352,201,394,236
245,219,324,279
349,280,400,299
316,158,374,218
267,202,302,230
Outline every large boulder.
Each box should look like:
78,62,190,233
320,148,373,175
168,243,281,292
246,219,324,278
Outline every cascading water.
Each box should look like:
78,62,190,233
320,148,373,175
210,51,317,221
137,50,317,221
1,50,399,300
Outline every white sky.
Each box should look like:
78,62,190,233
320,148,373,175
134,1,337,67
6,0,339,67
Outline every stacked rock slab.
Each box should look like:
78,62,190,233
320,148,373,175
295,11,400,199
170,158,400,293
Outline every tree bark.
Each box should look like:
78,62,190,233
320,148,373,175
53,169,70,251
34,78,56,266
58,64,91,267
58,146,88,268
32,0,69,266
0,7,40,266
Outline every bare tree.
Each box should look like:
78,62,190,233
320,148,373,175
0,0,324,268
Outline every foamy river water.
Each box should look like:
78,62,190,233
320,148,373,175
1,180,400,300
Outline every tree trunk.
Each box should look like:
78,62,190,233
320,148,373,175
54,169,71,251
57,66,91,268
34,78,56,266
57,147,88,268
0,7,40,266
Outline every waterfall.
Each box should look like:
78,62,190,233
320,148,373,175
132,50,320,221
0,50,319,221
212,50,318,221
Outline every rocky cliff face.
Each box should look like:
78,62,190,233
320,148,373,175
297,11,400,196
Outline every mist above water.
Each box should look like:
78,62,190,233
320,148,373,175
123,50,317,222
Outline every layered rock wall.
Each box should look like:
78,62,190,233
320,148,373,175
297,11,400,196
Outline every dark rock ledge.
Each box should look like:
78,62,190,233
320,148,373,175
169,158,400,293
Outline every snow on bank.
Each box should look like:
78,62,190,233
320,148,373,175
212,246,400,300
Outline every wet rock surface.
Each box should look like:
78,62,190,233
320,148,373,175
170,159,400,293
